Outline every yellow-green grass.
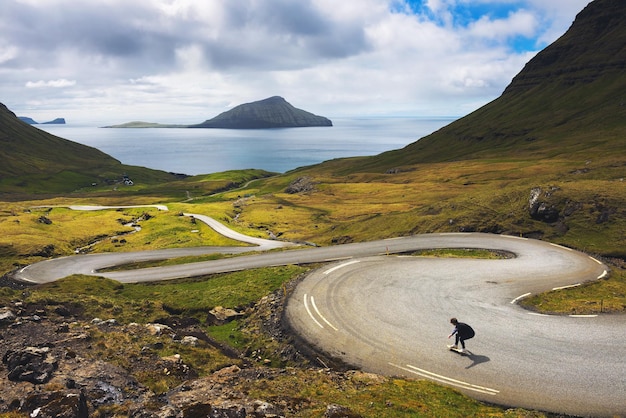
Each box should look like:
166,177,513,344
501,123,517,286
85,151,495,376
227,158,624,251
0,201,249,275
522,267,626,314
86,325,238,394
243,370,545,418
410,249,512,259
20,266,306,322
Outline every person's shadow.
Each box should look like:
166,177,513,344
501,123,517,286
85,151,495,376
463,351,490,369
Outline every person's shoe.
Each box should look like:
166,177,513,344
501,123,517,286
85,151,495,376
458,348,465,353
448,345,458,349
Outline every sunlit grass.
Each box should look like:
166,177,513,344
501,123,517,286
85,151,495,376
243,370,544,418
522,268,626,314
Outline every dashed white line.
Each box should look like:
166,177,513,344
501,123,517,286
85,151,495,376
549,243,574,251
510,292,531,304
323,260,360,275
552,283,581,291
528,312,550,317
569,314,598,318
503,235,527,240
389,363,499,395
598,270,608,279
590,257,603,265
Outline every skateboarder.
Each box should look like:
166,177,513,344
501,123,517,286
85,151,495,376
448,318,475,353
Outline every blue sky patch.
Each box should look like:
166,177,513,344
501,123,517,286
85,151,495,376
394,1,539,52
399,0,525,26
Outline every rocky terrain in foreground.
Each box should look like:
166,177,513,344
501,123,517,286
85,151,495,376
0,278,362,418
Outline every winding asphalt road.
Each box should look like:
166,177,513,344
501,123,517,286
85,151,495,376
14,206,624,416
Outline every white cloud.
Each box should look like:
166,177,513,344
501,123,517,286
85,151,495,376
467,10,538,40
25,79,77,88
0,0,593,123
0,44,18,64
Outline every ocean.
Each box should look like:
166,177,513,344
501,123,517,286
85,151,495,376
36,117,457,176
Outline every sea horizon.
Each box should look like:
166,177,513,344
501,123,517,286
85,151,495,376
36,116,457,176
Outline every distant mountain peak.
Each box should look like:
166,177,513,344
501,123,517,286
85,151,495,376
504,0,626,96
192,96,332,129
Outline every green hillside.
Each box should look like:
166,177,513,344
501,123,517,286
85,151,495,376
0,103,181,195
352,0,625,171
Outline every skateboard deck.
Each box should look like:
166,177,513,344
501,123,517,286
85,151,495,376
447,345,469,355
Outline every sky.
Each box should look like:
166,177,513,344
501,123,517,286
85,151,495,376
1,0,591,124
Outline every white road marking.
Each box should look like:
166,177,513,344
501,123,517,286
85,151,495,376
303,294,324,329
503,235,527,240
323,260,360,275
590,257,603,265
569,314,598,318
549,242,574,251
528,312,550,317
510,292,531,304
322,257,352,263
389,363,499,395
310,296,338,331
598,270,608,279
552,283,581,291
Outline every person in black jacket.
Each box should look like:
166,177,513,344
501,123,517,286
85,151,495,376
447,317,475,353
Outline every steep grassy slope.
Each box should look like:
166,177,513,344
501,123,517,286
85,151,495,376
351,0,625,171
0,103,181,195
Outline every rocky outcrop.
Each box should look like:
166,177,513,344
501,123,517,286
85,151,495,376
206,306,245,325
0,291,371,417
3,346,58,384
284,176,316,194
191,96,332,129
528,187,561,222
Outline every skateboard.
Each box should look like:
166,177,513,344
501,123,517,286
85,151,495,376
447,345,470,356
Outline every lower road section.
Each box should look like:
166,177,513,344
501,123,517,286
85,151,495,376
285,235,623,417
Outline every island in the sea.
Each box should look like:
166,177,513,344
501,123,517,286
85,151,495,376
102,96,332,129
18,117,66,125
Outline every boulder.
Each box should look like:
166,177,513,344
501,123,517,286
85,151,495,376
3,346,58,384
0,307,16,325
20,391,88,418
285,176,316,194
206,306,244,325
528,187,561,222
324,404,362,418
